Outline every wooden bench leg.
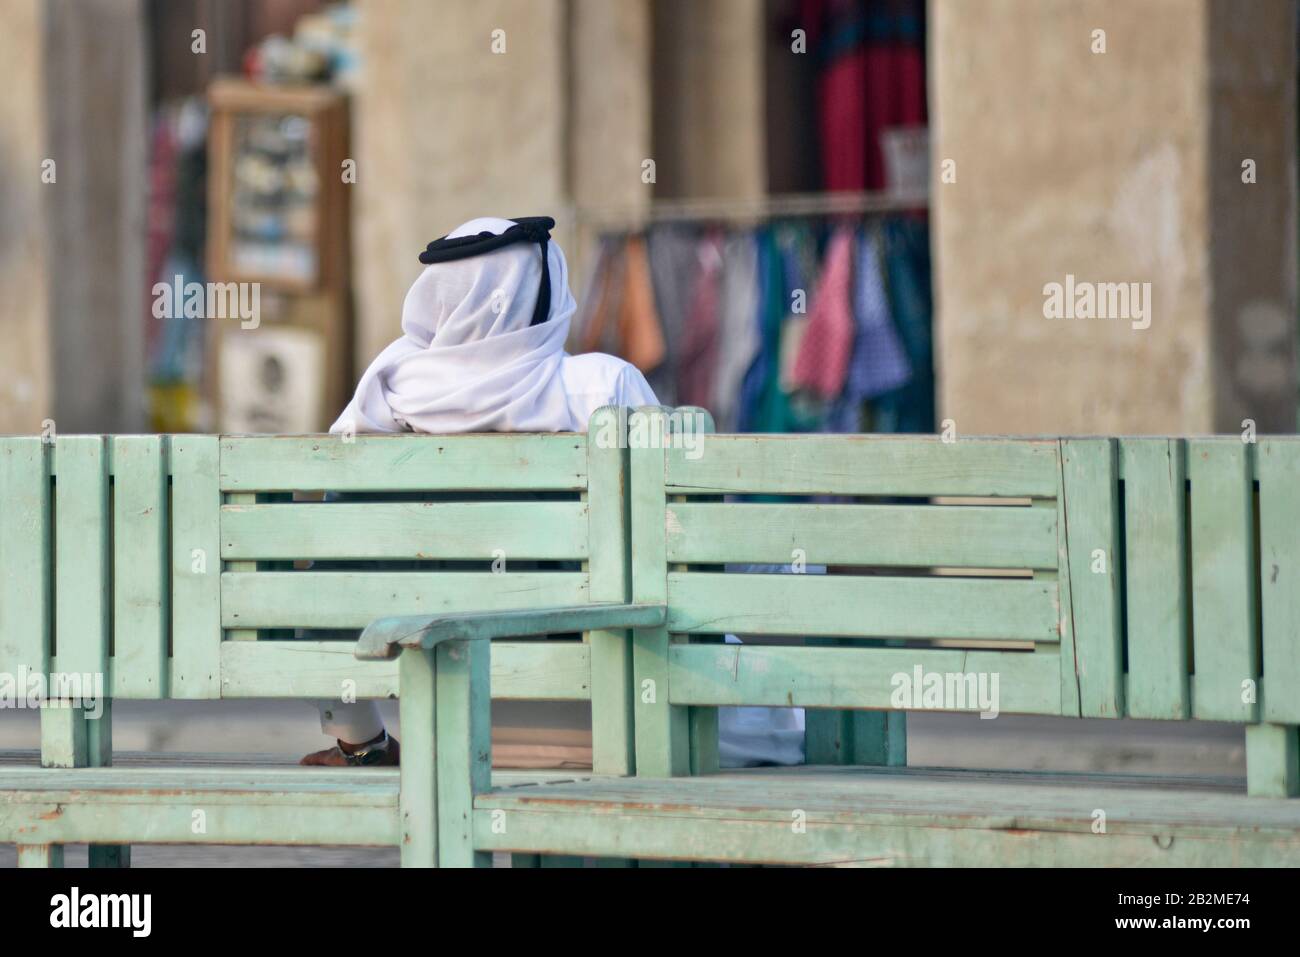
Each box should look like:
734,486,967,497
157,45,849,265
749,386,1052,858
41,698,132,867
87,698,131,868
805,636,907,767
399,647,438,867
17,845,64,868
688,706,720,775
38,699,84,866
398,643,492,868
434,640,491,867
806,710,907,766
632,626,690,777
1246,724,1299,797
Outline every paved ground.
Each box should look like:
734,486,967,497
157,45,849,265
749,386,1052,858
0,701,1244,867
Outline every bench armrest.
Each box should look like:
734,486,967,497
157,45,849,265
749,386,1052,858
354,602,667,661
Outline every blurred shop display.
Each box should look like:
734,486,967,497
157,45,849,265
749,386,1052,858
218,325,326,434
572,193,932,436
206,78,352,432
243,3,361,89
142,0,356,433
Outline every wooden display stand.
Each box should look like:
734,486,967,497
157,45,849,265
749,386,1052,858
206,77,352,433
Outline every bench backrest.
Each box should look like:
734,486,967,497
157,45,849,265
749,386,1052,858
0,410,639,770
629,411,1300,729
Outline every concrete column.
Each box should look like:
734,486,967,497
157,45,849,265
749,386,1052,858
352,0,568,368
43,0,149,433
0,0,53,433
651,0,766,200
568,0,652,280
931,0,1296,434
1206,0,1296,433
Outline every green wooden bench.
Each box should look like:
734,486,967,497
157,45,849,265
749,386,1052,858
5,409,1299,867
0,409,646,866
359,411,1300,866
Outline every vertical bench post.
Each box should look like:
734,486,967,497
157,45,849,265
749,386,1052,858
1254,438,1300,798
631,408,690,777
586,407,637,776
398,639,491,867
399,646,437,867
1246,724,1300,797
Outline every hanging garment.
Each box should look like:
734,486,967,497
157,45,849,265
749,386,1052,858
646,223,701,407
333,217,657,435
863,0,928,189
570,235,621,354
778,312,810,394
776,223,818,394
677,231,725,409
742,225,825,434
873,216,934,433
711,232,762,432
737,230,777,432
804,0,928,191
617,235,667,374
804,0,869,191
791,226,856,400
825,225,912,432
738,229,793,432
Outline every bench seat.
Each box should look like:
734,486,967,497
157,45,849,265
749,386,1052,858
0,751,588,853
475,765,1300,867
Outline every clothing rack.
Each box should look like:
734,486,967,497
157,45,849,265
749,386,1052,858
570,187,929,231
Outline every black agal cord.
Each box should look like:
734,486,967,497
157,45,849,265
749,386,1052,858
418,216,556,327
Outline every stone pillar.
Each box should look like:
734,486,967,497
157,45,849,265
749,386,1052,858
1206,0,1296,433
0,0,147,434
0,0,53,434
568,0,652,281
44,0,149,433
931,0,1296,434
352,0,568,367
651,0,766,200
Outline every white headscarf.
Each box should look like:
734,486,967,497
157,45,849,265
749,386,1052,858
331,217,583,434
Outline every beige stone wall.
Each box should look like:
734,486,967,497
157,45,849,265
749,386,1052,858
0,0,52,434
931,0,1295,434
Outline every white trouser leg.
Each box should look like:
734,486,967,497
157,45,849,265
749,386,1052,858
317,700,385,744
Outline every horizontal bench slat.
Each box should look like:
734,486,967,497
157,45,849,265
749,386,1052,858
218,639,592,700
667,645,1061,713
665,572,1060,642
219,435,587,492
665,436,1061,497
221,501,591,561
665,501,1058,569
220,572,590,629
